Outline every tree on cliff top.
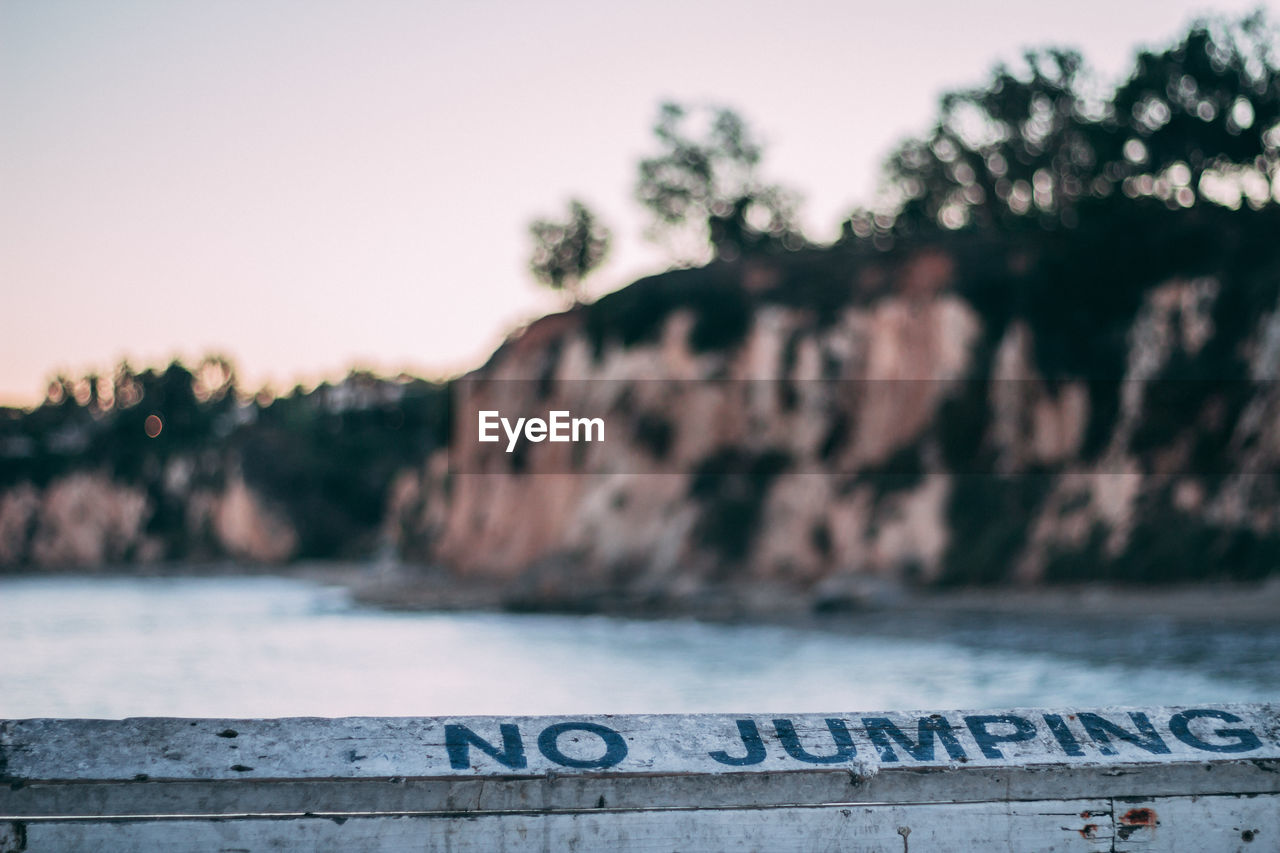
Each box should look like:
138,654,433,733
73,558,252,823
855,11,1280,240
635,101,806,263
528,199,612,304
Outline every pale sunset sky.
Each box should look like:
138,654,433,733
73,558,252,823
2,0,1275,405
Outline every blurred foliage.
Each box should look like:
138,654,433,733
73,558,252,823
688,447,791,567
851,11,1279,242
583,262,755,356
940,474,1054,586
635,101,807,263
528,199,612,303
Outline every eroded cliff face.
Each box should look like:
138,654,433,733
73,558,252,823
387,249,1280,608
0,464,297,569
7,228,1277,599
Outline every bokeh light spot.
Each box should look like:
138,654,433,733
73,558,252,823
144,414,163,438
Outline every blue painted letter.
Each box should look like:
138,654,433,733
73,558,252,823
964,714,1037,759
709,719,768,766
1078,712,1169,756
862,716,966,762
1168,710,1261,754
446,723,526,770
537,722,628,769
1042,714,1085,757
774,718,857,764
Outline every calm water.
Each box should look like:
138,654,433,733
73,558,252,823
1,575,1276,719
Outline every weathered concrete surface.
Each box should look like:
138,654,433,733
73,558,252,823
3,705,1276,851
3,705,1276,813
3,795,1277,851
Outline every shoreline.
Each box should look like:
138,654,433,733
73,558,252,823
8,560,1275,628
332,563,1280,628
5,558,1274,625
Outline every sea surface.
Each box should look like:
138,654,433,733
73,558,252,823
2,574,1276,719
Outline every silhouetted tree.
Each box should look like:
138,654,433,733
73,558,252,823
1112,12,1280,207
880,48,1109,234
528,199,611,304
635,101,805,262
863,12,1280,239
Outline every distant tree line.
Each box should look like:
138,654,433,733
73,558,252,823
0,359,450,560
